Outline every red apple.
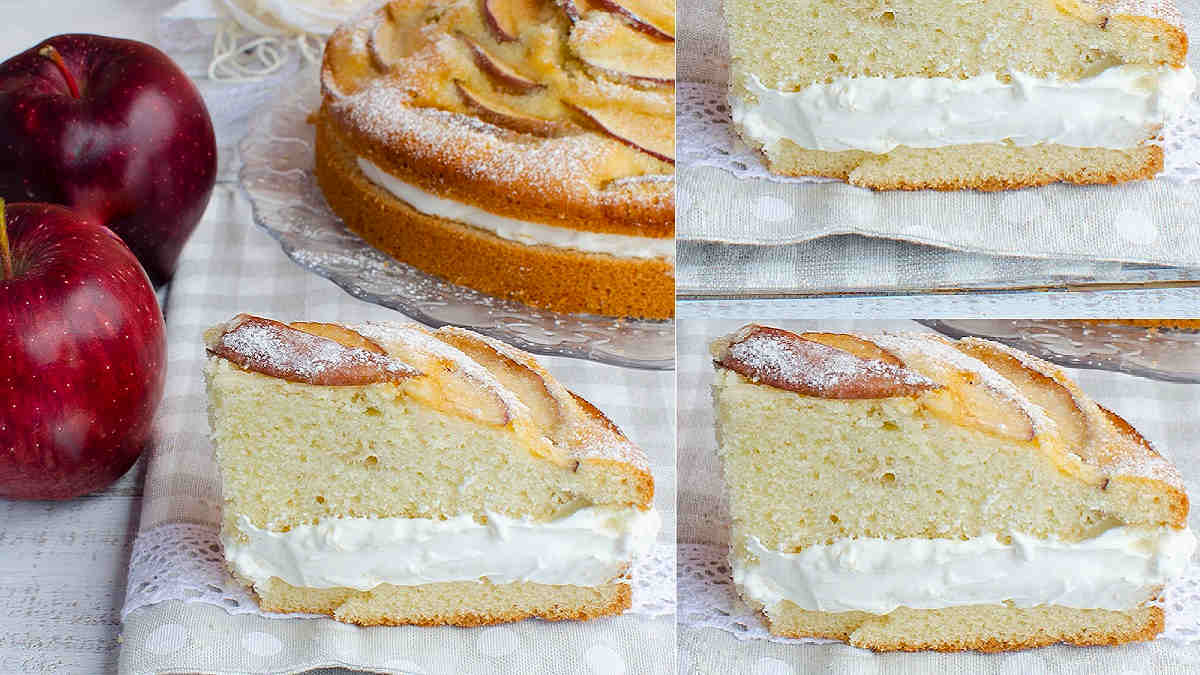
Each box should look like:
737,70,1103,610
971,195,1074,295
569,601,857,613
0,34,217,287
0,202,166,500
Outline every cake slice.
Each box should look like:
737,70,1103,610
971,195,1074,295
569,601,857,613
725,0,1196,190
203,314,659,626
711,325,1195,651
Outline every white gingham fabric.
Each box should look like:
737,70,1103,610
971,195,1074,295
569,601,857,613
116,187,676,675
677,318,1200,674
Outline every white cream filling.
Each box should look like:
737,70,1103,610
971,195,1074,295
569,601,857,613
224,506,661,590
735,526,1196,614
733,65,1197,154
356,156,673,261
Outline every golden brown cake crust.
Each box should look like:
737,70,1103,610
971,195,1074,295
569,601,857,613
315,116,674,318
1082,318,1200,331
253,577,633,627
753,140,1163,191
766,602,1164,651
320,99,673,238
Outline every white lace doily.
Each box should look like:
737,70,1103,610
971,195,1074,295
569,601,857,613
123,523,676,622
677,542,1200,644
678,80,1200,186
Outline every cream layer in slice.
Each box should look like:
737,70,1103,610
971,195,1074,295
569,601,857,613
735,525,1196,615
226,505,661,590
356,156,674,261
733,65,1197,154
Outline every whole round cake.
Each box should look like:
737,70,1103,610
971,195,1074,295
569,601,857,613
316,0,675,318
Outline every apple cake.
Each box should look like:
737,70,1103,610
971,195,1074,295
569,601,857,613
204,314,659,626
316,0,675,317
726,0,1196,190
710,325,1195,651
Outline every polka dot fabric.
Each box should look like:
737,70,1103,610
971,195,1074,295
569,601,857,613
121,599,676,674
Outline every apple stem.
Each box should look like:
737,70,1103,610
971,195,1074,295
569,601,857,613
0,200,11,281
38,44,80,99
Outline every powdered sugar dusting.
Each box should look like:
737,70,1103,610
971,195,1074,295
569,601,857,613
870,332,1059,436
1100,0,1186,30
211,316,419,385
336,82,641,197
348,319,532,417
717,326,937,398
567,394,653,473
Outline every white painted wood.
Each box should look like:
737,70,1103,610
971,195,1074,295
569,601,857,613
0,461,144,673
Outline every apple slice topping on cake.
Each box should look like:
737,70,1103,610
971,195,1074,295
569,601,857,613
457,33,546,94
454,80,576,136
436,327,578,445
563,0,675,42
956,339,1091,451
564,102,675,163
483,0,549,42
568,11,676,84
325,0,676,170
712,325,938,399
869,334,1039,442
952,337,1181,488
715,326,1041,442
205,315,419,387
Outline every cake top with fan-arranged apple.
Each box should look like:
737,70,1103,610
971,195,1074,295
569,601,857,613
319,0,674,238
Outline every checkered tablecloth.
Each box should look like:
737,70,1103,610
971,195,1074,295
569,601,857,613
116,186,676,675
677,318,1200,674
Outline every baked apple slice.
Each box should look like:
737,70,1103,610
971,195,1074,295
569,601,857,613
591,0,675,41
956,339,1090,451
457,33,545,94
483,0,546,42
875,334,1037,442
206,315,418,386
713,325,937,399
564,100,674,163
290,321,388,354
435,327,575,445
799,332,905,367
562,0,674,41
454,80,574,136
568,13,674,83
367,14,431,70
354,323,514,427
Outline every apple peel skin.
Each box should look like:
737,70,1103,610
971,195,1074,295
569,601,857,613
0,34,217,287
0,203,166,500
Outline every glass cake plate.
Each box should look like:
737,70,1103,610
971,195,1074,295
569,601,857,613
920,319,1200,383
237,70,673,370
